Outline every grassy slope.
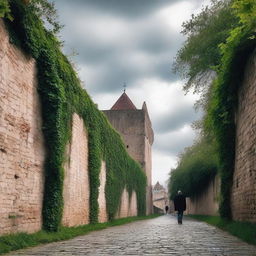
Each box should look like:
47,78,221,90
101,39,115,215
189,215,256,245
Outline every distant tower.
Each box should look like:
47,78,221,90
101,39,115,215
103,92,154,215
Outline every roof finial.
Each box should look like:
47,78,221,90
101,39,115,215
123,82,126,93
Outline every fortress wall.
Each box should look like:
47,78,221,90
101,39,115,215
103,110,153,215
116,188,129,219
185,176,220,216
144,137,153,215
0,19,144,235
103,110,145,165
128,191,138,217
62,113,90,227
231,50,256,222
98,161,108,223
0,20,45,235
115,188,138,218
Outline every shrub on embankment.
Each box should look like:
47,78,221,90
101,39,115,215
0,0,146,232
169,138,218,199
189,215,256,245
169,0,256,218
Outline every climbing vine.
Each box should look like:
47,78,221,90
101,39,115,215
0,0,12,20
204,0,256,218
169,138,218,199
4,0,146,231
170,0,256,219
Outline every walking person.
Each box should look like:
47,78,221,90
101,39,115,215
174,190,186,224
165,205,169,214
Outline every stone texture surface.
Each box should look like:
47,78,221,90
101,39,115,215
5,215,256,256
231,50,256,222
98,161,108,223
62,113,89,227
128,191,137,216
116,188,130,218
186,176,220,216
103,101,154,215
0,20,45,235
115,188,137,218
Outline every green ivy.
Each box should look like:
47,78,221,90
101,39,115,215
205,0,256,218
168,138,218,199
0,0,12,20
4,0,146,231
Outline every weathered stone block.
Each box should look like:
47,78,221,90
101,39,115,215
0,20,45,235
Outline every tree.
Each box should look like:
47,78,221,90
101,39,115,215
173,0,239,94
168,137,218,200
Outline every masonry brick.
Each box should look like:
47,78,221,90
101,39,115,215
115,188,138,218
62,113,90,227
0,20,45,235
231,50,256,222
185,176,220,216
98,161,108,223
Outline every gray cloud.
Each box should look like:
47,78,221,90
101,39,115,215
154,128,196,155
154,104,202,133
52,0,208,184
54,0,184,93
55,0,181,19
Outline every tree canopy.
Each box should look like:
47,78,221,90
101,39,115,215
169,137,218,199
173,0,239,94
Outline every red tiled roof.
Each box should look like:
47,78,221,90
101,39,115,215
111,92,137,110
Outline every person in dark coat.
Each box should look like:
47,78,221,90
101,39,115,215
174,190,186,224
165,205,169,214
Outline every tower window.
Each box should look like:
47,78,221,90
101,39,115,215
126,145,129,148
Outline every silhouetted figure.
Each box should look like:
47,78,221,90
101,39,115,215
165,205,169,214
174,190,186,224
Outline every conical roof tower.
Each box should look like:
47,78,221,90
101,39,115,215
111,92,137,110
103,90,154,215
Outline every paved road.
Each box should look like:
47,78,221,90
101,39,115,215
5,215,256,255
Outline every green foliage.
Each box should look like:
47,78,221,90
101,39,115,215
173,0,256,220
189,215,256,245
0,0,12,20
5,0,146,231
232,0,256,25
173,0,239,93
204,0,256,218
0,214,160,255
168,138,218,199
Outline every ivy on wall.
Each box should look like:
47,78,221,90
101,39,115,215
204,0,256,218
169,0,256,220
4,0,146,231
169,138,218,200
0,0,12,20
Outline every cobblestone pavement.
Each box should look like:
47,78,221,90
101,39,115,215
5,215,256,256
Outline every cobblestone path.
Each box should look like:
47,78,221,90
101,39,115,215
6,215,256,255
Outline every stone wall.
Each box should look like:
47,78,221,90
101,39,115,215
103,109,153,215
103,110,145,166
185,176,220,216
144,136,153,215
98,161,108,223
62,113,90,227
231,50,256,222
0,20,141,235
115,188,138,218
0,20,45,235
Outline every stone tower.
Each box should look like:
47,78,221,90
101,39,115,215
103,92,154,215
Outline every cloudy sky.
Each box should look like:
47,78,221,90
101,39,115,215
54,0,210,187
